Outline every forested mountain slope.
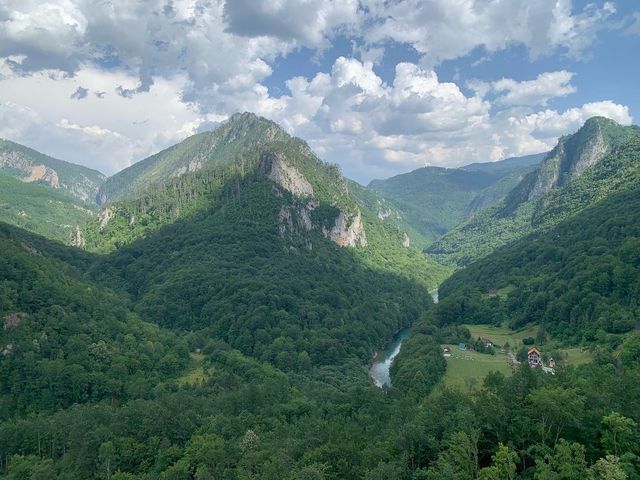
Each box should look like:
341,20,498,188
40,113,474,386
433,185,640,342
0,222,189,419
367,153,544,245
0,174,94,244
83,113,450,369
428,117,640,266
86,113,450,289
0,139,105,203
96,113,290,204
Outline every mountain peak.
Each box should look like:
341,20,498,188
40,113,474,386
501,116,636,208
97,112,293,204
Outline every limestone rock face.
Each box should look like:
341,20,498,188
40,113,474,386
70,225,86,248
402,232,410,248
325,209,367,248
527,118,610,201
260,152,314,198
0,144,105,203
99,207,114,230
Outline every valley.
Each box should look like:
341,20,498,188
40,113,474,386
1,113,639,479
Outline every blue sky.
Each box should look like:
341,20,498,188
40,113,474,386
0,0,638,182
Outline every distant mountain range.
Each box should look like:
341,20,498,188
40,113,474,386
366,152,546,246
427,117,640,266
1,114,638,280
0,139,105,243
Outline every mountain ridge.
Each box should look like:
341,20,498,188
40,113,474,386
427,117,640,266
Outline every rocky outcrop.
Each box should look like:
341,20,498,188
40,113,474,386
70,225,86,248
4,312,27,330
20,242,40,256
0,150,60,188
260,152,314,198
324,209,367,247
402,232,411,248
277,202,367,248
0,144,105,203
527,118,611,201
99,207,114,229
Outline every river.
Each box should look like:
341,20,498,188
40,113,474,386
369,289,439,388
369,328,411,387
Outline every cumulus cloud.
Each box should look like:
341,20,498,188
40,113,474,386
363,0,617,66
223,0,361,48
259,58,631,181
0,0,632,182
471,71,577,107
0,66,212,174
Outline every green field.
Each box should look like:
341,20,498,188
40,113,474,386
440,324,593,390
465,323,539,348
441,344,514,389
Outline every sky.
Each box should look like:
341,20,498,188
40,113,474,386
0,1,638,183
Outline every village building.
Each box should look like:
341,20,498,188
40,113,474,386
528,347,542,368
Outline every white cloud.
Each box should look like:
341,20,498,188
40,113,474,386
223,0,361,49
260,59,631,181
0,1,631,183
0,66,209,174
363,0,616,66
484,71,577,106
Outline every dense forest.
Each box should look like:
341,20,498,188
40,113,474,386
1,114,639,479
433,186,640,343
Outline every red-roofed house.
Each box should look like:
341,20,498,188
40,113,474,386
528,348,541,368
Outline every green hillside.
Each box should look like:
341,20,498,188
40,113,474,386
367,154,543,245
428,117,640,266
0,222,190,419
97,113,290,204
433,185,640,342
0,139,105,204
0,174,93,244
85,114,450,290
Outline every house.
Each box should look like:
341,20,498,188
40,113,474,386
528,348,542,367
458,343,466,350
443,347,451,357
487,289,498,298
548,357,556,368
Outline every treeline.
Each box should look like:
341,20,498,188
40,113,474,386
1,330,639,479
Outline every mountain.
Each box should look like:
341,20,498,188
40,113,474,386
366,153,544,246
0,221,190,419
0,174,93,244
432,184,640,342
96,113,290,205
86,113,450,289
461,152,547,175
428,117,640,266
0,140,105,243
0,139,105,203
